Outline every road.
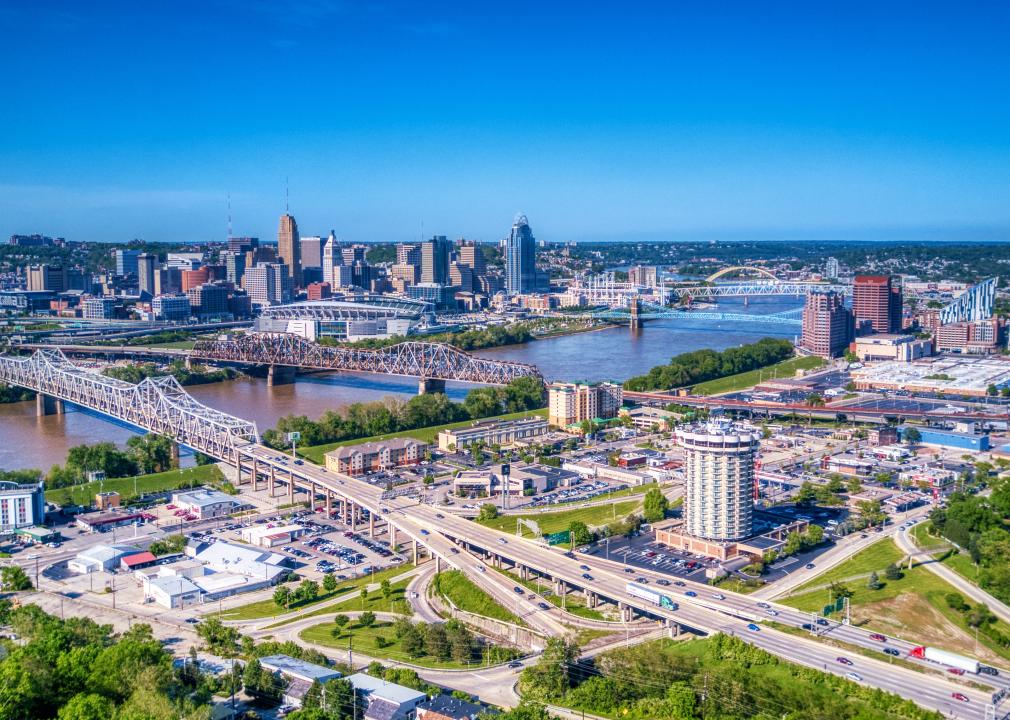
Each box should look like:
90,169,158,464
895,521,1010,627
239,442,1003,717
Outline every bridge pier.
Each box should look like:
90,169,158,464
267,364,296,387
35,393,64,416
435,555,442,573
418,377,446,395
629,297,641,330
584,590,597,608
269,466,276,497
412,539,419,565
369,514,375,538
288,471,295,503
389,524,397,551
251,457,259,490
325,491,332,517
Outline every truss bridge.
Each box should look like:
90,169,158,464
0,349,259,461
190,332,543,392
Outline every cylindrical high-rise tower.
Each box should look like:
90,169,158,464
676,419,760,541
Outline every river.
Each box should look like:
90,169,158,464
0,297,799,471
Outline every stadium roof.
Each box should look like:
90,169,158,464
259,293,433,321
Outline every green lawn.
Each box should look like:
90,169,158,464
432,570,524,625
781,538,1010,664
214,564,413,621
477,499,642,537
299,617,519,669
45,464,225,505
692,355,825,396
787,537,905,596
299,408,549,464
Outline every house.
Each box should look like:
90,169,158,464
347,673,427,720
416,695,484,720
171,489,240,520
259,655,342,708
325,438,427,476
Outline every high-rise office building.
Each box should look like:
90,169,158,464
853,275,902,334
242,263,291,306
628,265,658,287
300,236,323,269
825,257,840,279
186,283,230,319
27,264,68,292
449,262,473,292
939,277,997,325
677,418,760,542
397,243,421,265
456,241,486,277
801,290,853,358
137,253,158,296
181,267,211,293
420,236,451,285
227,236,259,253
114,249,141,276
223,251,246,286
322,231,342,286
341,245,367,265
152,294,192,322
277,214,301,289
505,214,536,295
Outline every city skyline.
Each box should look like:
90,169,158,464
4,2,1010,244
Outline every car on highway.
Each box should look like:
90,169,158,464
498,538,508,545
684,590,697,597
951,693,969,703
674,580,686,587
623,568,634,574
836,657,853,666
538,602,550,610
765,609,778,616
477,566,485,573
869,633,886,642
435,513,444,519
449,547,459,554
980,666,1000,676
656,579,671,586
185,618,200,624
816,618,829,626
805,563,816,569
582,573,593,580
508,661,523,669
883,648,900,657
513,586,524,594
947,667,965,676
712,593,725,600
746,623,760,632
580,565,590,571
801,623,815,631
420,529,430,536
756,601,770,609
636,577,648,583
845,672,862,682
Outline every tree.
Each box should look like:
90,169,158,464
195,617,240,657
569,520,593,547
400,624,425,658
867,571,882,590
424,622,450,660
642,487,669,523
794,481,818,506
805,524,824,545
0,566,33,591
322,573,337,594
57,693,116,720
296,580,320,603
358,611,376,628
903,426,921,444
126,433,177,474
846,476,863,494
333,614,350,632
885,563,903,581
477,503,499,521
273,585,292,609
856,499,886,529
825,475,845,493
380,579,392,600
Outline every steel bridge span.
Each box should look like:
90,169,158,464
589,301,803,326
0,349,996,713
190,332,543,392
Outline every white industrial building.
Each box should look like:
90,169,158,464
240,524,305,547
69,543,140,574
171,489,240,520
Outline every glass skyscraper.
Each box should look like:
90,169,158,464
505,213,536,295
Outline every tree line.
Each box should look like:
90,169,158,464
518,634,942,720
102,360,238,386
623,338,795,392
262,376,545,450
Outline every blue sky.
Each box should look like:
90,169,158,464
3,1,1010,244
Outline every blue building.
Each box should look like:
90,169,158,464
940,277,997,325
505,213,537,295
899,425,990,452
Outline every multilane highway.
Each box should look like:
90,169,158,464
239,443,1001,718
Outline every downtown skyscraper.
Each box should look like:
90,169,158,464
277,213,301,289
505,213,536,294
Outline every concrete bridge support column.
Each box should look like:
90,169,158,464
288,472,295,504
325,491,332,517
251,458,259,490
584,590,597,608
389,524,397,551
369,514,375,538
435,555,442,573
417,377,446,395
36,393,64,416
412,539,419,565
268,466,276,497
518,565,528,581
267,364,296,387
666,619,680,637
